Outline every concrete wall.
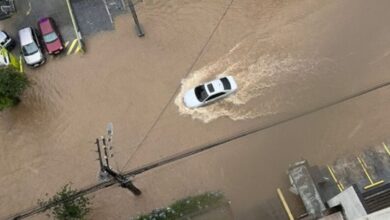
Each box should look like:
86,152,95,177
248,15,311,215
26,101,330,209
327,186,367,220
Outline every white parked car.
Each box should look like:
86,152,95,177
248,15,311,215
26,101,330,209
18,27,45,67
183,76,237,108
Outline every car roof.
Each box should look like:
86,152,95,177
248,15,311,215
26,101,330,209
205,79,226,95
18,27,34,45
38,17,54,34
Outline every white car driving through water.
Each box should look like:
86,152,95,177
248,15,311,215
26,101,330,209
183,76,237,108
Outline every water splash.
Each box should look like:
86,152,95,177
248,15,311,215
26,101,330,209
175,49,313,123
173,12,320,123
172,0,330,123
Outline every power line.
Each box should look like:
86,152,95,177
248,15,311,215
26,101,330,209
121,0,235,171
9,81,390,220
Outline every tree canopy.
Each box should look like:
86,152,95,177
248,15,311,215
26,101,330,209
0,67,29,110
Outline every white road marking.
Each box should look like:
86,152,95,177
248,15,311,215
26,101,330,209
102,0,114,24
26,0,32,16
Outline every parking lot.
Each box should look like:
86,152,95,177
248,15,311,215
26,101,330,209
1,0,143,59
1,0,140,58
71,0,127,36
1,0,83,55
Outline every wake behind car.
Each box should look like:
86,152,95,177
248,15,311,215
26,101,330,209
183,76,238,108
38,17,64,55
19,27,45,67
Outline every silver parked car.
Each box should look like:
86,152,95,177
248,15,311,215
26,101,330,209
18,27,45,67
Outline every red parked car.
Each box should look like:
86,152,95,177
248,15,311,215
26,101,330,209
38,17,64,55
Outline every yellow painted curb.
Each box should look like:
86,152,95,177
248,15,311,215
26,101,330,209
67,39,78,55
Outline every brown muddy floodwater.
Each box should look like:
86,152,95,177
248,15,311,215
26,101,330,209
2,0,390,219
174,0,390,123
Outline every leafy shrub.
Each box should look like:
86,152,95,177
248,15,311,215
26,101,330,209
0,67,28,110
38,184,91,220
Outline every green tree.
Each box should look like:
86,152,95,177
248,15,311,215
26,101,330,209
39,184,91,220
0,67,29,110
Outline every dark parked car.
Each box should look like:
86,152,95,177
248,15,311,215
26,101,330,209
38,17,64,55
0,30,15,50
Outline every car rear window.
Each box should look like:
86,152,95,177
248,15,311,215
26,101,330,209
220,77,231,90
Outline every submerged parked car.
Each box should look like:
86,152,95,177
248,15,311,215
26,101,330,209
0,30,15,50
18,27,45,67
183,76,238,108
38,17,64,55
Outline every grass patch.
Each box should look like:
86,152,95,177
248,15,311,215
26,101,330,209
133,192,225,220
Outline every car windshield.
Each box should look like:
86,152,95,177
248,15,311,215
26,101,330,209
194,85,208,102
43,32,58,43
22,42,39,56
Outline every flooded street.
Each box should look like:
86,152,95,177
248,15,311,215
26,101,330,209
2,0,390,219
174,0,390,123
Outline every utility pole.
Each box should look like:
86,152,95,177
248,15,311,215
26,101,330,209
95,123,142,196
128,0,144,37
96,138,110,182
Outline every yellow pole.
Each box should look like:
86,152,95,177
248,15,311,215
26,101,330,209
65,0,84,54
277,188,294,220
